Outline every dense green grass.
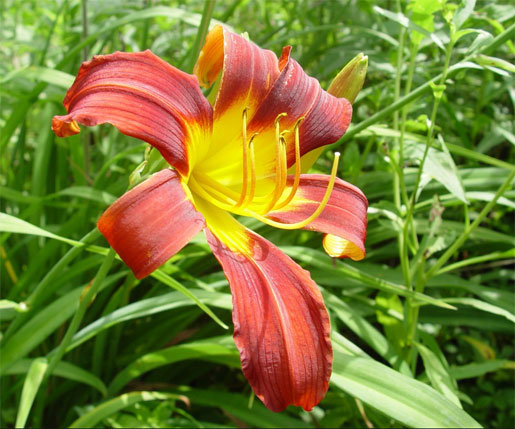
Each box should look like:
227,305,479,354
1,0,514,427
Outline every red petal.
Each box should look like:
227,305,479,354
194,26,351,184
200,202,332,412
52,51,212,177
268,174,368,260
194,25,281,123
247,50,352,166
98,169,205,279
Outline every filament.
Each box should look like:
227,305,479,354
234,108,249,208
274,116,304,210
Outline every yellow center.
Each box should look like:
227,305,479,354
188,109,340,230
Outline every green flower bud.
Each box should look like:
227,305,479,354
327,53,368,103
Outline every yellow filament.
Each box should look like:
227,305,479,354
234,108,249,208
274,117,304,210
260,135,288,213
251,152,341,230
241,133,258,208
259,114,288,214
189,176,236,211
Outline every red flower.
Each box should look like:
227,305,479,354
52,25,368,412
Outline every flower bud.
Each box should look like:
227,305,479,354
327,53,368,103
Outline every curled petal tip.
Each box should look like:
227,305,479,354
323,234,365,260
51,116,81,137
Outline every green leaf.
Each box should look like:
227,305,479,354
0,288,82,373
443,298,515,323
1,66,75,89
282,246,455,309
65,291,232,353
170,388,310,428
0,212,84,247
475,54,515,73
150,270,228,330
415,342,462,408
405,141,468,203
450,360,513,380
108,338,239,395
5,359,107,397
69,392,184,428
453,0,476,30
326,293,412,376
15,357,48,428
331,351,482,428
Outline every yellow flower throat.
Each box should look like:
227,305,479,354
189,109,340,230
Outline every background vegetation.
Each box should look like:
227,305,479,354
1,0,514,427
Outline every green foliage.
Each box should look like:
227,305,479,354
1,0,513,427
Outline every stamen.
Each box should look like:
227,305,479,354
274,116,304,210
241,133,258,208
234,108,249,208
251,152,341,230
259,113,288,214
189,176,237,212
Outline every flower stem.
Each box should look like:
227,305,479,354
186,0,215,73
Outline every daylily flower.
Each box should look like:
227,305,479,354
52,25,368,412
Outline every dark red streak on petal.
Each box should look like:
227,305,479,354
98,169,205,279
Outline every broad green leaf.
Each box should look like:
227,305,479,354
475,54,515,73
405,141,467,203
1,66,75,89
444,298,515,323
54,187,116,205
415,342,462,408
0,288,82,373
373,5,444,49
108,338,239,395
65,291,232,353
450,360,513,380
0,212,85,247
15,357,48,428
331,351,482,428
5,359,107,397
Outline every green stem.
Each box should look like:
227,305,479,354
186,0,215,73
426,171,515,279
402,28,455,373
398,42,419,207
398,42,419,289
392,0,406,210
